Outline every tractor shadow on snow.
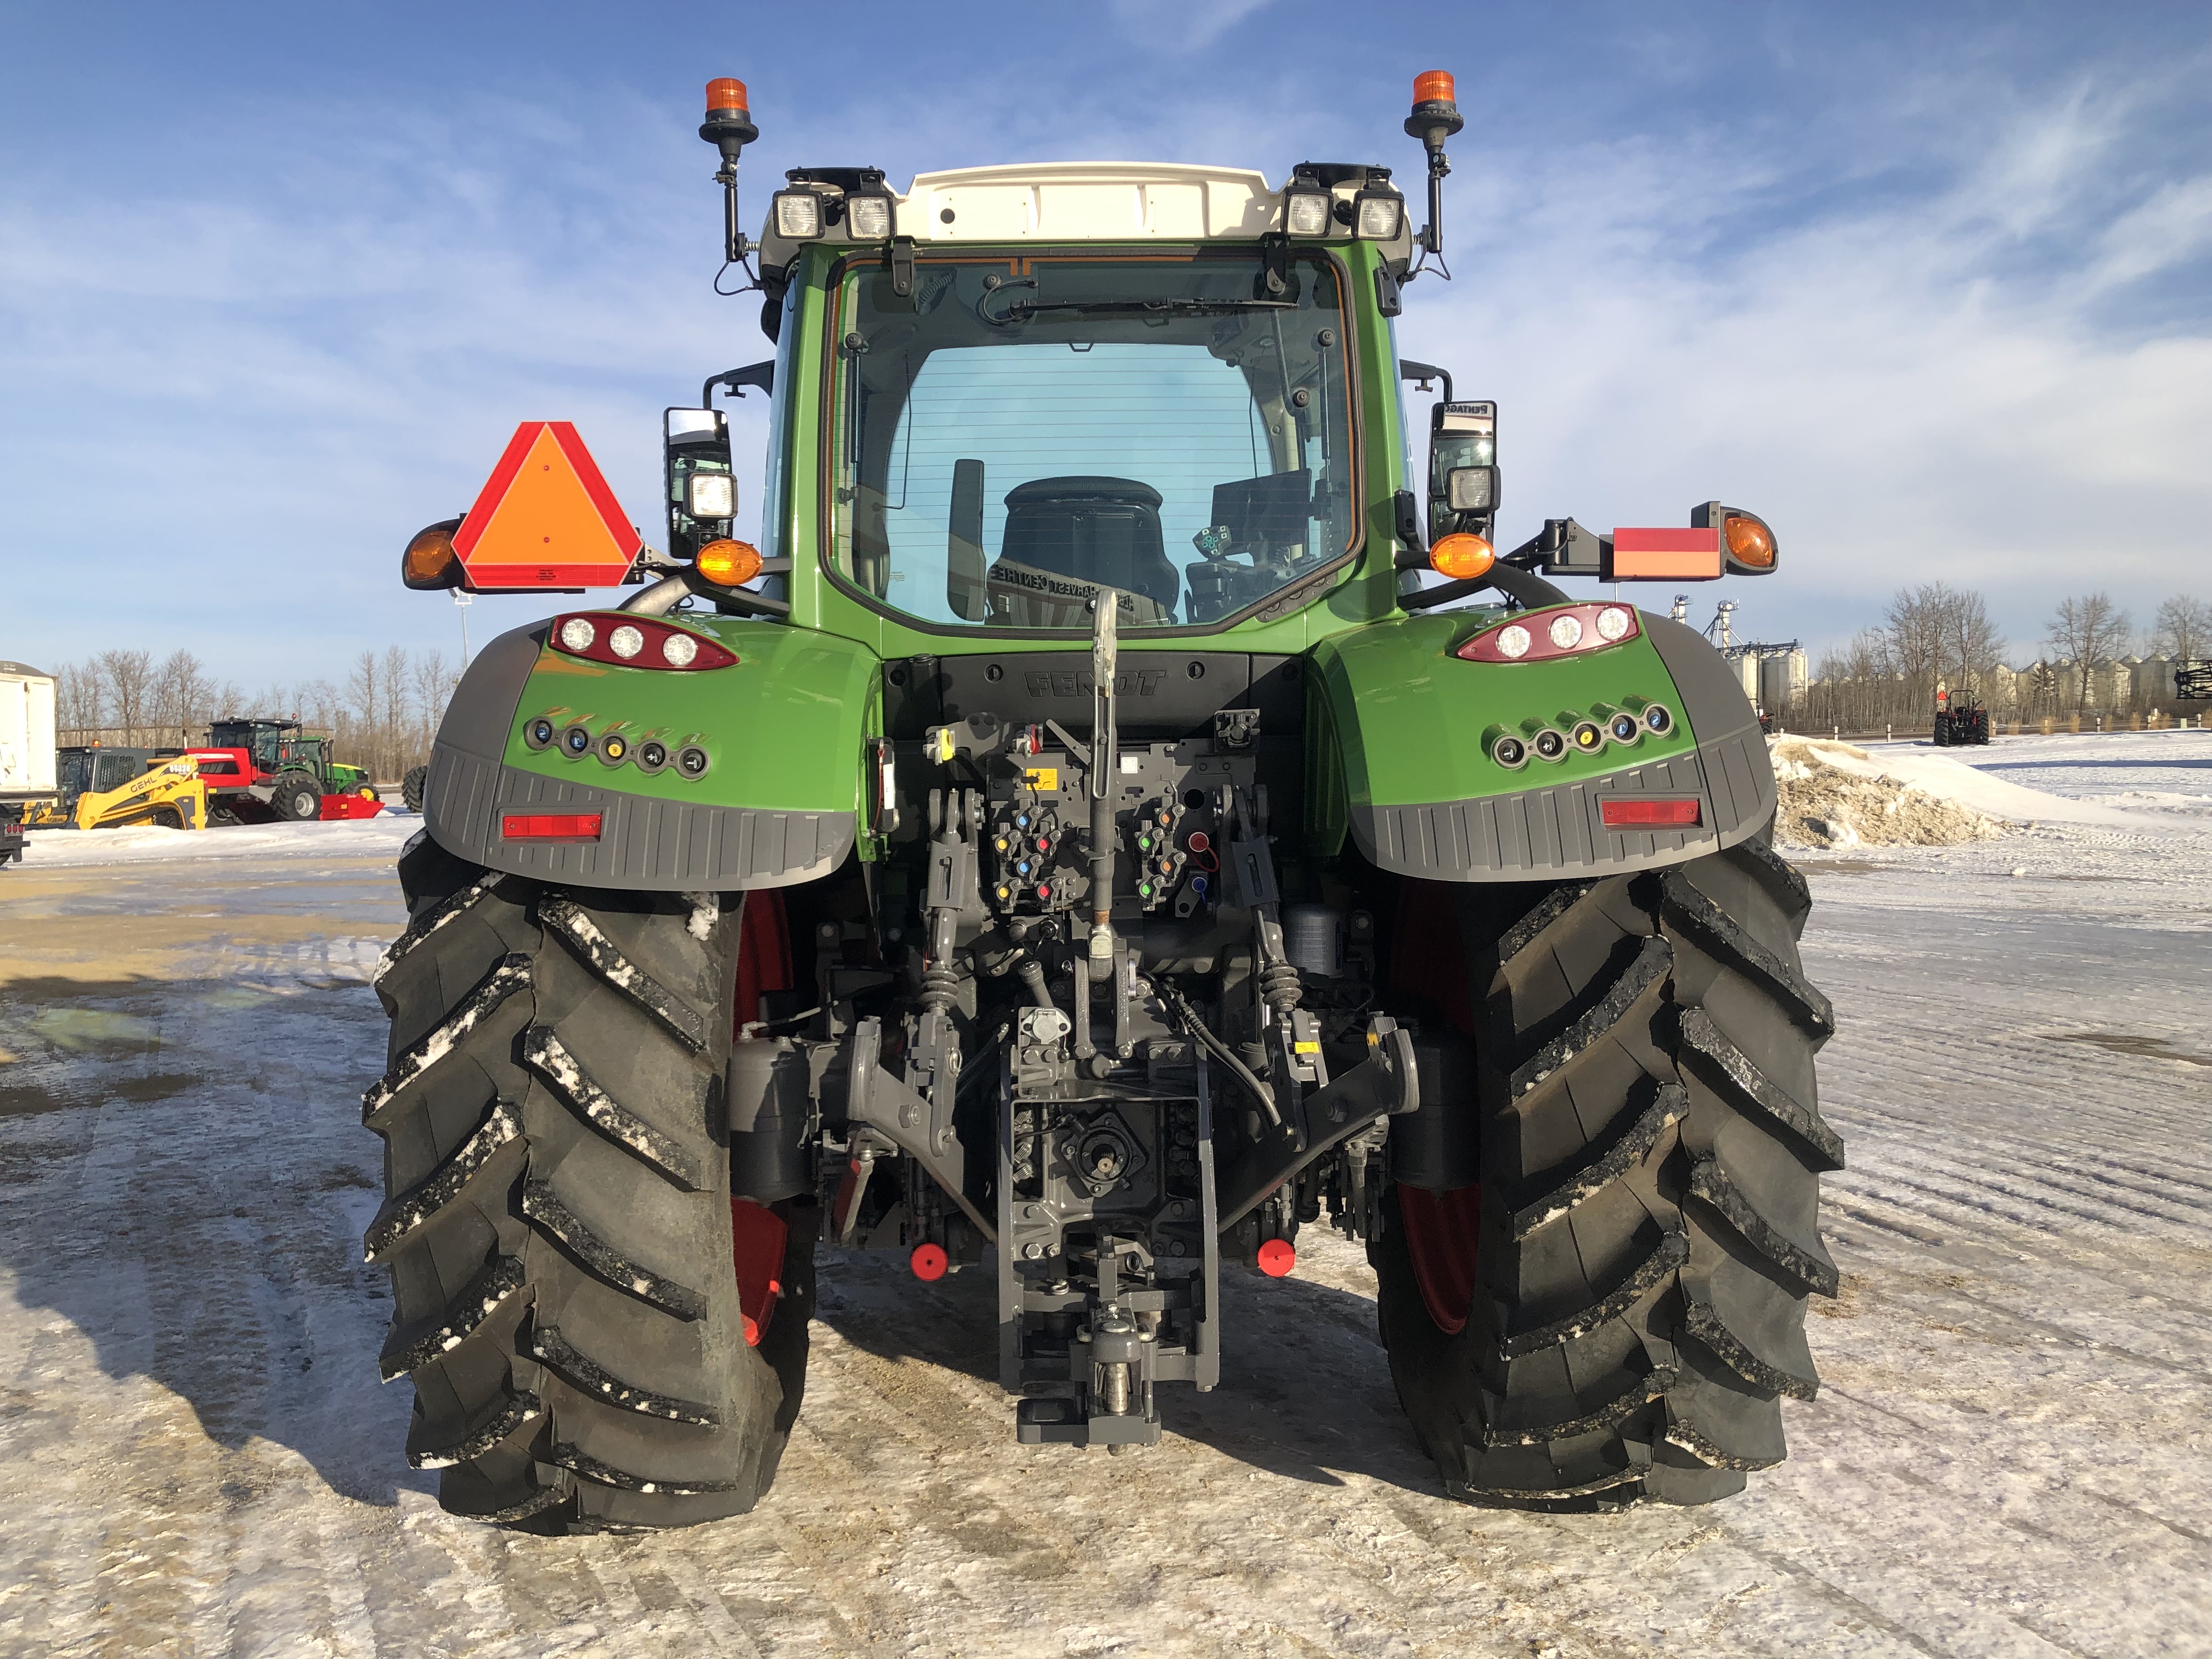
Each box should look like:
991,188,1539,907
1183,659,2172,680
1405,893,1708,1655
1,967,1436,1509
812,1244,1445,1496
0,970,427,1510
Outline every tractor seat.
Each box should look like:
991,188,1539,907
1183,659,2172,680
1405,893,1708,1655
988,477,1181,624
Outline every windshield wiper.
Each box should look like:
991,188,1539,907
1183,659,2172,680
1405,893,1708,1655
982,295,1296,325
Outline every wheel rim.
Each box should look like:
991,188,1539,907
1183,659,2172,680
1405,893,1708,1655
1397,1182,1482,1335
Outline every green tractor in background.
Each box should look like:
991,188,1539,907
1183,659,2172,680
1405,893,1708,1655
376,70,1839,1533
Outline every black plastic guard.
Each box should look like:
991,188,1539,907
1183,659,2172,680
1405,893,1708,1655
1348,616,1775,882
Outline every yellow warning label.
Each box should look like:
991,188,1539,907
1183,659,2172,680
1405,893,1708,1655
1294,1040,1321,1054
1023,767,1060,792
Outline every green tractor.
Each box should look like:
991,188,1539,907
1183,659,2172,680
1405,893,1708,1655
375,70,1838,1532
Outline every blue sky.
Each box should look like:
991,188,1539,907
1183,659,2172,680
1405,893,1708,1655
2,1,2207,679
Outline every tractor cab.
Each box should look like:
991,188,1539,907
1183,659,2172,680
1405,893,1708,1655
207,718,305,777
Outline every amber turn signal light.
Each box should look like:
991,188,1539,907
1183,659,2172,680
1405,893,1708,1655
1429,532,1494,582
696,538,763,586
402,518,465,590
1725,515,1775,569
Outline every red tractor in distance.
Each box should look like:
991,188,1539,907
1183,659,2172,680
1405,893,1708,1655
184,718,386,825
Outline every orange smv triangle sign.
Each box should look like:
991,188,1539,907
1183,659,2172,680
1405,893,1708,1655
451,422,642,591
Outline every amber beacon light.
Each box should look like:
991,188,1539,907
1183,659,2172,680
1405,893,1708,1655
1428,532,1494,582
696,538,764,587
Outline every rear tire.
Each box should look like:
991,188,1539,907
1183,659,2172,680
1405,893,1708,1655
270,773,320,821
402,765,428,814
365,832,810,1530
1373,833,1842,1508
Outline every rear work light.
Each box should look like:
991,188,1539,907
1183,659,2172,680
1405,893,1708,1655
1456,603,1640,663
549,614,738,671
502,812,604,841
1600,799,1701,829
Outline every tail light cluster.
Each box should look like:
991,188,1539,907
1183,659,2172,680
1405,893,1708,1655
550,613,737,671
1487,701,1673,769
1456,603,1639,664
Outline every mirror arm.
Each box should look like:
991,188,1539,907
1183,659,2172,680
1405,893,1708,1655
1398,359,1453,403
703,360,775,408
619,565,792,618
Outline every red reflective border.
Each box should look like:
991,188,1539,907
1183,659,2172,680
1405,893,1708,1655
1600,798,1702,828
1455,602,1641,664
501,812,603,840
548,613,738,671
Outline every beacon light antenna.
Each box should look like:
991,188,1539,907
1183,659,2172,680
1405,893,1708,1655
699,78,760,288
1404,69,1464,281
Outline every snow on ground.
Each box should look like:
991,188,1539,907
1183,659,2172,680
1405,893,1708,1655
1773,727,2212,850
3,743,2210,1657
10,812,419,870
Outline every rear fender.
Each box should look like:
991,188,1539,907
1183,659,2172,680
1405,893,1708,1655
1308,608,1773,881
420,618,877,890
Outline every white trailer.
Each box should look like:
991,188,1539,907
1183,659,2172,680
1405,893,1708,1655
1,660,58,867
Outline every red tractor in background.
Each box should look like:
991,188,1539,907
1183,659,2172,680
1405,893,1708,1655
183,718,386,825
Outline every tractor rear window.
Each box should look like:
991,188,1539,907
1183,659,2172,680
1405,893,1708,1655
824,252,1357,631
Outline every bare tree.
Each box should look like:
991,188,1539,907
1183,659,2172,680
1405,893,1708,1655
55,661,105,734
95,648,156,744
2045,594,2132,713
156,649,217,744
379,645,410,782
1883,587,1943,710
2152,595,2211,664
1937,589,2005,691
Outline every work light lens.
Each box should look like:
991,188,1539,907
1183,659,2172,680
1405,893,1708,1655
847,195,891,239
1496,623,1532,660
1549,613,1584,650
558,618,596,652
686,472,735,519
1285,189,1331,236
774,190,823,239
609,625,644,659
1356,195,1403,239
1595,606,1632,641
660,632,699,667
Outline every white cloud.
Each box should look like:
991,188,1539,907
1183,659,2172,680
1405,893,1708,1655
1393,72,2212,663
1106,0,1276,53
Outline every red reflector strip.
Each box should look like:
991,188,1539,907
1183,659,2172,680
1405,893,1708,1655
501,812,603,840
1608,526,1722,581
1600,798,1701,828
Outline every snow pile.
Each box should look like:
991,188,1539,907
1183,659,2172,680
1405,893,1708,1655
1770,737,2006,849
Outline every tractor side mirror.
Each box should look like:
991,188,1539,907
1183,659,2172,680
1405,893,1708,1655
664,407,735,567
1429,399,1497,543
947,458,987,621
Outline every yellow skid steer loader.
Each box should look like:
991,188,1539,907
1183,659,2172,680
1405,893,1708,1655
72,756,207,831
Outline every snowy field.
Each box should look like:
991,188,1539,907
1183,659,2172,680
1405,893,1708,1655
2,733,2209,1657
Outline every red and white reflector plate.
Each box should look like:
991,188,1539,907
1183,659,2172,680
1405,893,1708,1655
501,812,604,840
1607,526,1721,582
453,422,642,591
1600,798,1702,828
